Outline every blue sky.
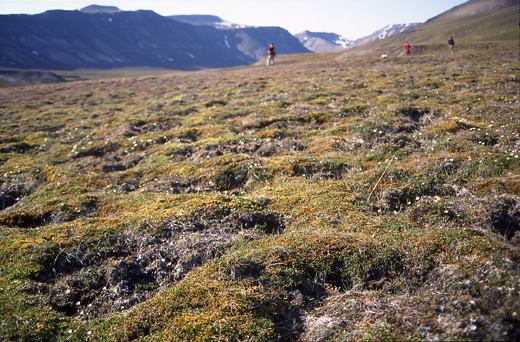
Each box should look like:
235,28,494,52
0,0,468,39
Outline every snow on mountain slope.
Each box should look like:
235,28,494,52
295,31,353,53
169,15,249,29
296,23,420,52
353,23,420,47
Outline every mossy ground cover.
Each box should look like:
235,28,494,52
0,43,519,341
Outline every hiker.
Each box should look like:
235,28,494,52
266,42,276,67
403,41,411,56
448,36,455,54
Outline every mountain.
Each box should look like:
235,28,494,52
80,4,122,14
427,0,519,23
0,9,308,70
295,31,353,53
168,14,309,61
352,23,420,47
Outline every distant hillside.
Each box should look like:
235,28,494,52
427,0,519,23
340,3,519,57
0,10,308,70
295,31,353,53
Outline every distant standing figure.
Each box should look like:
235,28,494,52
266,42,276,67
403,41,411,56
448,36,455,54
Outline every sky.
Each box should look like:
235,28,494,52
0,0,468,39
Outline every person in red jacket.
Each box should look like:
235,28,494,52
403,41,411,56
266,42,276,66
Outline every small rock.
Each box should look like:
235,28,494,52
119,179,139,193
381,188,406,212
490,196,519,239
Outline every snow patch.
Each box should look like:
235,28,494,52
215,21,249,29
378,26,393,40
373,23,418,41
218,20,234,27
334,36,351,49
186,53,195,59
224,35,231,48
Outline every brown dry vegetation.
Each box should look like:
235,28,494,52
0,42,519,341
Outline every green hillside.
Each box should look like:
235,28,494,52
347,5,519,55
427,0,519,23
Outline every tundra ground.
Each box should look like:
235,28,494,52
0,43,519,341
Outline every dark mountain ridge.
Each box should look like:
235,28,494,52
0,9,308,70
